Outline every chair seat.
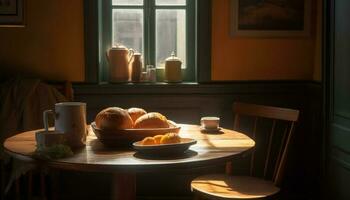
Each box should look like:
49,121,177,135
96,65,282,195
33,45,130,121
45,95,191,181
191,174,280,200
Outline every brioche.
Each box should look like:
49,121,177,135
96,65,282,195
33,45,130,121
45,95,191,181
128,107,147,122
134,112,169,129
95,107,133,130
160,133,181,144
141,137,156,145
153,135,163,144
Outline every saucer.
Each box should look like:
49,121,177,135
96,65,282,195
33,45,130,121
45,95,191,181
35,130,66,148
200,126,222,132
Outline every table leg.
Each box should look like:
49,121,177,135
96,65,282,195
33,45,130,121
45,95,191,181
0,160,5,200
50,170,60,200
15,178,20,200
27,171,32,200
111,173,136,200
40,172,47,200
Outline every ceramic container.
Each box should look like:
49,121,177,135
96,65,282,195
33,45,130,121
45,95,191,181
146,65,157,82
131,53,142,82
107,45,134,82
164,53,182,83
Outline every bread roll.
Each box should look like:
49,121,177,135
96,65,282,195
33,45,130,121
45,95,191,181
141,137,156,145
95,107,133,130
134,112,169,129
160,133,181,144
153,135,163,144
128,107,147,122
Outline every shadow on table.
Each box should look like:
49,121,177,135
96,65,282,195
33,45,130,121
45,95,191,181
133,150,198,160
89,139,133,154
200,129,225,135
89,138,199,160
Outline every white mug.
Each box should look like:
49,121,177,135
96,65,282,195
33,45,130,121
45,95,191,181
43,102,87,148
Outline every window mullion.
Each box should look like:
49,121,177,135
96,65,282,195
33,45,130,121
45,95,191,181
144,0,149,66
149,0,156,67
112,5,144,9
186,0,196,81
144,0,155,67
101,0,113,82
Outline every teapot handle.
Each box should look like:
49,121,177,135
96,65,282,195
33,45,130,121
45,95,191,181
128,49,135,63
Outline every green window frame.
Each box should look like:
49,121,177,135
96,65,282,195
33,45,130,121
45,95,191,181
84,0,212,83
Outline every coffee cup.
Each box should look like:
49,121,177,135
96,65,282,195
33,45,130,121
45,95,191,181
201,117,220,130
43,102,87,148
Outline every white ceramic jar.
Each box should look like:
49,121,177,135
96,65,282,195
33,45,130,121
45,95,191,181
164,53,182,83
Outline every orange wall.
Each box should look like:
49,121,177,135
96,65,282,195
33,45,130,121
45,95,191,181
0,0,321,82
0,0,85,82
212,0,321,81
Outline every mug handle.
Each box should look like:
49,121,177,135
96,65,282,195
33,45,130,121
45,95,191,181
43,110,55,132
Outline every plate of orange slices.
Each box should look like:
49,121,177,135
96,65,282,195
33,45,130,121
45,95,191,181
133,133,197,156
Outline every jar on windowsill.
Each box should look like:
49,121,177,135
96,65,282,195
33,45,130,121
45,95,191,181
164,53,182,83
131,53,142,82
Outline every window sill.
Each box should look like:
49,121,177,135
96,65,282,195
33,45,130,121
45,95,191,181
74,81,201,94
73,81,320,96
103,81,199,85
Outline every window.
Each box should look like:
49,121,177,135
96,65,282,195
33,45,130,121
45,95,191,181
84,0,211,83
107,0,195,82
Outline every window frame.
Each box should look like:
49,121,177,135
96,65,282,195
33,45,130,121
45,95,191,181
84,0,212,84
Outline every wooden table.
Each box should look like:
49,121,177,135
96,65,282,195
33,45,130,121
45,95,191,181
3,124,255,200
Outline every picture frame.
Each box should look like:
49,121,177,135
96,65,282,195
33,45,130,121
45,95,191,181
230,0,311,37
0,0,25,27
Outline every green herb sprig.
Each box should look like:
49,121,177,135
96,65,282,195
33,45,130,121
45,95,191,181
33,144,74,160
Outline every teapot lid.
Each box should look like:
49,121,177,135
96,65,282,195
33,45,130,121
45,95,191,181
111,44,128,50
165,52,181,62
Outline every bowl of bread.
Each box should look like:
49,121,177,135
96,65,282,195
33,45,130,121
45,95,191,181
91,107,181,147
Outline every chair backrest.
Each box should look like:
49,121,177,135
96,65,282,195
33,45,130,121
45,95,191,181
51,81,74,101
232,102,299,186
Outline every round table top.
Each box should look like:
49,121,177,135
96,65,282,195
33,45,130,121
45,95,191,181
3,124,255,173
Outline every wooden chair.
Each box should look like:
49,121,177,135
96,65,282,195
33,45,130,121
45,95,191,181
191,102,300,200
34,81,74,200
1,80,73,200
51,81,74,101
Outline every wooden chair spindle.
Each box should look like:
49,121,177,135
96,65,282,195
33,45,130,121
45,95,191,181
250,117,258,176
264,120,276,179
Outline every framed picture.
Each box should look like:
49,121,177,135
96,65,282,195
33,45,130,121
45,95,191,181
0,0,25,27
230,0,311,37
